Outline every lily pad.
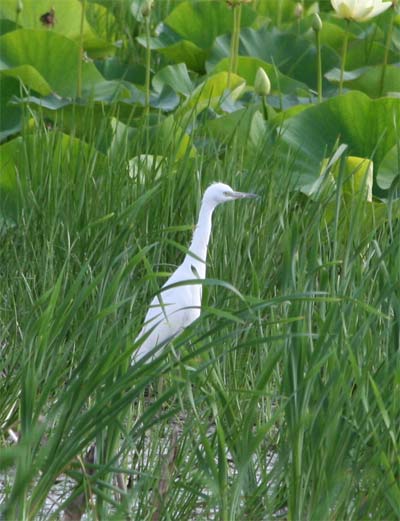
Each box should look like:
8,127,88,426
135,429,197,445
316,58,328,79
154,39,207,74
325,65,400,98
0,0,113,56
255,0,300,26
128,154,166,182
345,40,399,70
0,29,128,100
213,56,310,95
0,18,18,36
176,72,246,121
0,137,22,222
204,105,269,157
377,145,400,190
109,115,196,161
150,85,180,112
0,76,23,141
302,154,400,239
138,0,256,72
302,155,373,203
207,26,340,90
303,17,395,69
275,91,400,189
152,63,193,98
163,0,256,51
9,95,115,153
95,57,146,85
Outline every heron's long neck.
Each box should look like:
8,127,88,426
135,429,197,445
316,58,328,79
184,200,215,275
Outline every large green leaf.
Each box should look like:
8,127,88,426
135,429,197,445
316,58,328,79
109,115,196,160
254,0,300,25
207,26,340,90
10,95,116,153
163,0,256,50
138,30,207,74
213,56,310,95
0,76,22,141
176,72,246,121
152,63,193,98
85,1,117,49
0,29,128,100
302,155,373,203
0,18,17,36
325,65,400,98
95,57,146,85
0,137,21,223
377,145,400,190
301,17,396,68
345,40,399,70
302,154,400,238
317,19,356,51
0,0,113,56
203,105,270,159
275,91,400,189
138,0,256,72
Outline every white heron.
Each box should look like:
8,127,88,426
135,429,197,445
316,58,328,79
132,182,257,363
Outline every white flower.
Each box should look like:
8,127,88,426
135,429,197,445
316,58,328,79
331,0,392,21
254,68,271,96
312,13,323,32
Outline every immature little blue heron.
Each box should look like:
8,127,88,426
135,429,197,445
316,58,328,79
132,182,257,363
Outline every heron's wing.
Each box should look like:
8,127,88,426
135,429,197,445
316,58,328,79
133,266,201,362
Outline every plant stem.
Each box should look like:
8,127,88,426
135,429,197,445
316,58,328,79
228,19,235,88
144,14,151,115
277,0,282,28
339,20,349,95
15,1,21,26
76,0,86,99
379,7,394,97
315,29,322,102
232,4,242,75
228,3,242,89
261,96,269,120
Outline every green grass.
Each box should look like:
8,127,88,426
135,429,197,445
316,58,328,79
1,107,400,520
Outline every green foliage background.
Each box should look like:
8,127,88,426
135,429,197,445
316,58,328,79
0,0,399,519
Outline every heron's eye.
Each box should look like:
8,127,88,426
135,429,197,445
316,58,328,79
223,191,234,197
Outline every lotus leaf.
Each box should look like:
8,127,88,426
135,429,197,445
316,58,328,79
0,0,113,56
213,56,310,95
137,0,256,72
207,26,340,90
276,91,400,189
0,29,127,100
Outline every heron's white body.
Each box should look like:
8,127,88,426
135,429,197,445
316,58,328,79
132,183,256,363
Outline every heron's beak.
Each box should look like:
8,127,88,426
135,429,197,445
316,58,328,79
231,190,258,199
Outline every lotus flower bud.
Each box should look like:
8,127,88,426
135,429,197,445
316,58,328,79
254,67,271,96
294,2,304,18
141,0,154,17
312,13,323,32
226,0,252,5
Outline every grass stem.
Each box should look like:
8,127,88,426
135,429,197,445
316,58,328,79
228,3,242,89
76,0,86,99
379,7,394,97
232,4,242,75
315,29,322,102
144,14,151,115
339,20,350,95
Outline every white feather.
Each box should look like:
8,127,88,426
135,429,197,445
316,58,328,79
132,182,256,363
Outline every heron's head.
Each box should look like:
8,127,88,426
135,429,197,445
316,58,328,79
203,182,257,207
